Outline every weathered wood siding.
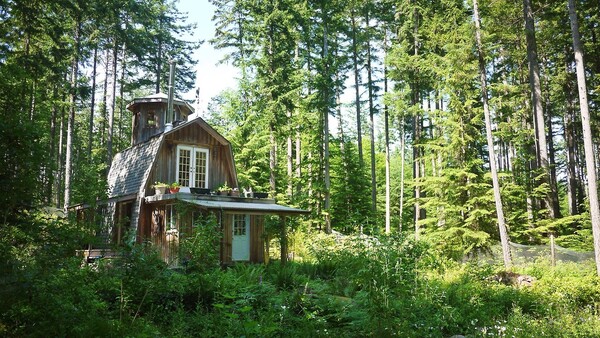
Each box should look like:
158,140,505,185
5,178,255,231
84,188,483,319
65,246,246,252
220,213,265,264
250,215,264,263
147,123,237,193
222,213,233,264
138,201,152,244
150,205,166,261
131,102,191,146
131,102,165,145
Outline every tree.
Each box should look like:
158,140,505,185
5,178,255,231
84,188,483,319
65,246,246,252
63,1,83,211
567,0,600,275
473,0,512,268
522,0,560,219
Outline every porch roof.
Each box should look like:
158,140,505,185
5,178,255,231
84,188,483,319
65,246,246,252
181,199,308,215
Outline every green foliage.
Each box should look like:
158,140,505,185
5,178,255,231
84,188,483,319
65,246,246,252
3,214,600,337
179,213,222,272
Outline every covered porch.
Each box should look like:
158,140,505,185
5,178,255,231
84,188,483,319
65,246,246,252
140,193,307,266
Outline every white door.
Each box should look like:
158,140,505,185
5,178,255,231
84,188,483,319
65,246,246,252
232,214,250,261
176,145,209,188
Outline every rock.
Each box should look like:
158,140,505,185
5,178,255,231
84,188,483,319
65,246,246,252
489,271,536,287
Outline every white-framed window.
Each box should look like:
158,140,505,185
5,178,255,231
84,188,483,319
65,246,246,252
233,214,248,236
176,145,209,188
166,204,177,230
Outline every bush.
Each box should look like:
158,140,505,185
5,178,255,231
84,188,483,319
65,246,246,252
179,213,221,273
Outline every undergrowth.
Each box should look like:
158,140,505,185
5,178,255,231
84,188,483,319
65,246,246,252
1,217,600,337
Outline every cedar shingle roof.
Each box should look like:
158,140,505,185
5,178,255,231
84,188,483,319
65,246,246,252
107,135,163,198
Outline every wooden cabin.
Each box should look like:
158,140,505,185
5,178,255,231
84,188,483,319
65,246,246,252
98,93,306,266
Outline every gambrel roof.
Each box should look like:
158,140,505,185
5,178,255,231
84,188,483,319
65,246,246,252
106,116,236,200
107,135,163,199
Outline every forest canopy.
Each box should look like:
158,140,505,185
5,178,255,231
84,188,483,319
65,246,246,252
2,0,600,335
1,0,600,263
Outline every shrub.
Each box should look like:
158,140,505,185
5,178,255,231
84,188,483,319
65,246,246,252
179,213,221,273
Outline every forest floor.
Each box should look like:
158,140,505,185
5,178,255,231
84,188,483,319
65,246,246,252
2,227,600,337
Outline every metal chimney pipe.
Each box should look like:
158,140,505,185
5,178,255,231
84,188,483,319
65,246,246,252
165,59,176,132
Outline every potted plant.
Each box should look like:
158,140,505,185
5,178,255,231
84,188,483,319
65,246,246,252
153,182,169,195
170,182,181,194
217,181,231,196
230,187,240,197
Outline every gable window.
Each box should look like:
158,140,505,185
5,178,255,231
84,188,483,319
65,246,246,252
147,111,157,127
176,145,209,188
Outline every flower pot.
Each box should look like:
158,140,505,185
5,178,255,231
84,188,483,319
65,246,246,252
230,190,240,197
155,186,168,195
169,187,180,194
218,190,230,196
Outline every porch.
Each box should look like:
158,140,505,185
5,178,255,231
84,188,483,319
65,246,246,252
140,192,308,266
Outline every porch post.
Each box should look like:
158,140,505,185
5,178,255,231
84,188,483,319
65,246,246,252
280,215,287,265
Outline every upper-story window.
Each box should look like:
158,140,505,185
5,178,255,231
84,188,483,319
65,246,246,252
176,145,209,188
147,111,157,127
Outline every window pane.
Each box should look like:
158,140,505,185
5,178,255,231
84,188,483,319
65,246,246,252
178,148,191,187
166,204,176,230
233,215,246,236
194,150,207,188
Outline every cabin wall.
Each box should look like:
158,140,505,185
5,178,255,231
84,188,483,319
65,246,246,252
147,127,237,194
113,201,133,245
131,102,165,145
221,213,264,264
138,201,152,244
250,215,265,263
141,203,267,265
222,213,233,264
131,102,191,146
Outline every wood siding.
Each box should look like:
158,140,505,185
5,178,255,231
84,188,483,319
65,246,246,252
250,215,265,263
147,123,237,195
222,213,232,264
131,102,190,146
221,213,264,264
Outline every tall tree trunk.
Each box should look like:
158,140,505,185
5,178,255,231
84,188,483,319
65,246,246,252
107,42,118,168
564,57,579,215
88,45,98,159
101,49,109,146
48,86,58,205
544,72,561,217
322,17,331,234
412,2,423,239
56,90,66,208
337,91,350,223
365,10,377,217
384,39,391,234
523,0,558,218
296,127,301,196
287,109,293,199
118,44,126,148
351,11,364,166
29,81,35,121
269,122,276,196
568,0,600,276
64,19,81,211
473,0,512,268
399,116,406,232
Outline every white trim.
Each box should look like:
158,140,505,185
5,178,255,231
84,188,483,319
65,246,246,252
176,145,209,189
232,214,250,261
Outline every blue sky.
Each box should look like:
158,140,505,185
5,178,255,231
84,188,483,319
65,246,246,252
177,0,237,114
